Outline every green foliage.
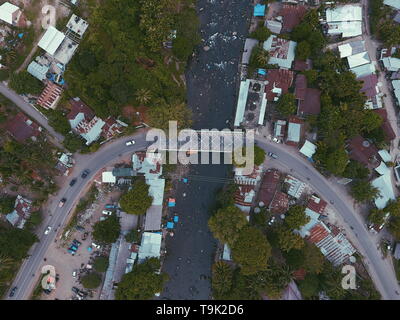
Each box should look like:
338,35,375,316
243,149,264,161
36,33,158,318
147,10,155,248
47,110,70,135
215,183,237,210
81,272,102,289
254,145,266,166
231,226,272,275
93,256,109,273
115,258,168,300
342,160,369,180
125,228,141,243
120,179,153,215
248,44,270,74
302,69,318,86
63,133,86,153
208,205,248,247
249,24,271,42
276,93,296,117
92,214,121,244
388,217,400,240
378,20,400,47
350,180,380,203
0,224,37,260
0,195,16,214
148,100,192,129
276,226,305,252
314,138,349,176
296,41,311,61
0,69,10,81
9,71,43,95
285,205,309,230
368,208,385,226
211,261,234,299
298,273,320,299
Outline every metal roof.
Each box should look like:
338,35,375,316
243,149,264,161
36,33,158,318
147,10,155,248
0,2,19,24
263,35,297,69
299,140,316,158
372,172,396,209
350,62,376,78
27,61,49,81
338,40,365,58
384,0,400,10
287,122,301,143
138,232,162,261
38,26,65,56
347,51,370,68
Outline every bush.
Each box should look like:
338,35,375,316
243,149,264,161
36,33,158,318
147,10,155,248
81,272,102,289
9,71,43,95
93,256,109,273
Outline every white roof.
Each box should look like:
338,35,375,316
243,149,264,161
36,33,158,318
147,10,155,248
138,232,162,261
382,57,400,72
326,5,362,22
375,161,390,176
258,93,267,125
222,244,232,261
287,122,301,143
378,149,391,162
102,171,116,183
0,2,19,24
350,63,376,78
27,61,49,81
338,41,365,58
347,52,370,68
327,21,362,38
299,140,317,158
234,79,251,126
265,20,282,34
66,14,89,37
393,80,400,104
263,35,297,69
144,205,162,231
38,26,65,56
384,0,400,10
372,173,396,209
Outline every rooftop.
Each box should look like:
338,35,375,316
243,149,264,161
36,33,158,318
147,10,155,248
263,35,297,69
347,135,379,166
280,4,307,33
384,0,400,10
37,82,63,110
269,191,289,214
285,174,306,199
264,69,294,101
138,232,162,261
338,40,366,58
299,140,317,159
27,61,49,82
0,2,20,25
372,172,396,209
66,14,89,38
347,51,370,69
6,112,42,142
257,169,280,207
38,26,65,56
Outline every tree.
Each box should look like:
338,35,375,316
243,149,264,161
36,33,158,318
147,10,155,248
296,41,311,61
299,273,320,299
302,242,325,274
342,160,369,180
361,110,383,133
0,69,9,81
148,101,192,129
125,228,141,243
254,145,266,166
231,226,272,275
276,93,296,117
215,183,237,209
285,206,310,230
302,69,318,86
249,24,271,42
81,272,102,289
350,180,380,203
135,88,152,106
0,225,37,260
277,226,305,252
368,208,385,226
0,195,16,214
211,261,234,299
93,256,109,273
92,214,121,244
120,179,153,215
388,217,400,240
116,258,168,300
47,110,70,135
9,71,43,95
63,133,85,153
208,205,248,247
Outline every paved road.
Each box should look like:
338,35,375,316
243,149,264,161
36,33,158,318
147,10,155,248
256,139,400,300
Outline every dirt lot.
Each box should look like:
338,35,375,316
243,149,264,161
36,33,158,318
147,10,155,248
37,188,122,300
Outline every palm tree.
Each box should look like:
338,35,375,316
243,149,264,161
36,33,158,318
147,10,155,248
135,88,152,106
0,255,14,273
256,49,269,66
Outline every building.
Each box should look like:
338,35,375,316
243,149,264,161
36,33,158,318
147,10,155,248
299,140,317,160
101,117,125,141
137,232,162,262
279,4,307,33
257,169,280,207
373,109,396,141
307,195,327,215
284,175,306,199
234,185,256,213
286,116,303,146
338,40,366,58
372,172,396,209
27,61,49,82
393,80,400,106
347,135,379,167
359,74,382,109
350,62,376,78
382,57,400,72
265,69,294,102
294,74,321,116
269,191,289,214
273,120,287,141
253,4,266,17
0,2,21,25
263,35,297,69
55,153,74,176
37,82,63,110
67,98,105,145
6,112,42,142
38,26,66,56
384,0,400,10
324,4,362,38
5,195,33,229
265,19,282,34
66,14,89,39
347,51,371,69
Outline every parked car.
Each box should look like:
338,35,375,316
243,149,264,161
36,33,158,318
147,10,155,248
44,226,52,235
72,239,81,247
81,169,90,179
68,249,76,255
267,152,278,159
105,204,118,209
70,245,78,251
9,287,17,297
125,140,135,146
102,210,113,215
58,198,67,208
72,270,77,278
72,287,80,294
92,242,101,249
69,178,77,187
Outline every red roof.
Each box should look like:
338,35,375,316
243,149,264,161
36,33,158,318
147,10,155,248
37,82,63,109
280,4,308,33
373,109,396,141
295,74,321,115
307,196,327,214
307,223,330,244
293,60,309,71
102,116,122,140
269,191,289,214
6,112,41,142
265,69,294,101
295,74,307,100
347,135,379,166
359,74,378,98
258,170,280,207
67,98,95,121
234,185,256,206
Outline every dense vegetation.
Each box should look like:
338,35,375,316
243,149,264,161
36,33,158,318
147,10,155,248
92,214,121,244
120,179,153,215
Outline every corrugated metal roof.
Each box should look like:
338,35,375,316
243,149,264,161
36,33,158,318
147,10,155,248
38,26,65,55
27,61,49,81
0,2,19,24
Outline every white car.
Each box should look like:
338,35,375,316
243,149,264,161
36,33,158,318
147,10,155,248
125,140,135,146
102,210,113,215
44,226,52,235
92,242,101,249
72,270,77,278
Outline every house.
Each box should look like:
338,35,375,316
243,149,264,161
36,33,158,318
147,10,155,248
372,172,396,209
347,51,371,69
279,4,307,33
101,117,125,141
66,14,89,39
299,140,317,160
254,4,266,17
273,120,287,141
264,69,294,102
137,232,162,262
294,74,321,116
324,4,362,38
263,35,297,69
234,165,263,186
373,109,396,141
37,82,63,110
285,175,306,199
257,169,280,207
286,116,303,146
27,61,49,82
0,2,21,25
359,74,382,109
55,153,74,176
307,195,327,215
381,56,400,72
292,59,311,71
375,161,390,176
234,185,256,213
269,191,289,214
38,26,66,56
5,195,33,229
392,79,400,106
67,98,105,145
347,135,379,167
338,40,366,58
350,63,376,78
265,19,282,34
384,0,400,10
6,112,42,142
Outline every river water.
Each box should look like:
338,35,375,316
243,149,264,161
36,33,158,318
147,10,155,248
160,0,252,299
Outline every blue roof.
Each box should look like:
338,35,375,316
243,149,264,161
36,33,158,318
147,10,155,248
173,216,179,222
167,222,174,229
254,4,266,16
258,68,267,75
